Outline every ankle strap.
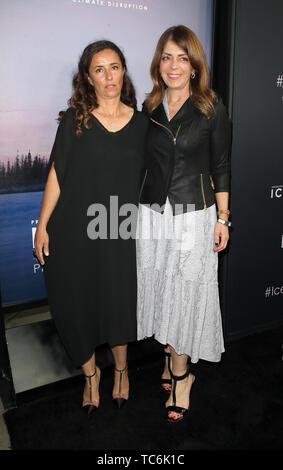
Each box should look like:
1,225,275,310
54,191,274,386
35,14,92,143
84,367,96,379
171,369,189,381
115,365,127,373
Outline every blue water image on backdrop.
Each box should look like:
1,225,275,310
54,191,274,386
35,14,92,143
0,192,46,306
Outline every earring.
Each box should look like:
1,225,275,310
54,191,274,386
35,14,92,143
191,72,195,79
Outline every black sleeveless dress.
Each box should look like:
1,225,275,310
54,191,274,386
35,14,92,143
43,107,148,367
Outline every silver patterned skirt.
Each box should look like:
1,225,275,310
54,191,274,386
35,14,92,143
136,199,225,363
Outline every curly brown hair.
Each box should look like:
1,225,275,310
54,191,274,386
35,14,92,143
145,25,216,118
60,40,137,135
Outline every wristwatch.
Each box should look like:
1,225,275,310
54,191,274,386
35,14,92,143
217,218,232,227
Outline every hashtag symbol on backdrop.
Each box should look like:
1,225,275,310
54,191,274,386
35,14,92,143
277,75,283,87
265,287,271,297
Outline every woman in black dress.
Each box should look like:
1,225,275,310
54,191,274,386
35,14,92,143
34,41,148,415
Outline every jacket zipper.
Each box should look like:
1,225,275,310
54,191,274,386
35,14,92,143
200,173,207,209
150,118,181,145
150,118,181,208
151,118,207,211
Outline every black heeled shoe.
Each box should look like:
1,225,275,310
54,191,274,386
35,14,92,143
161,351,172,393
166,368,195,423
82,367,100,417
113,365,128,409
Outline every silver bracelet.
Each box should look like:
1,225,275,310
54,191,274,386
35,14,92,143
217,218,232,227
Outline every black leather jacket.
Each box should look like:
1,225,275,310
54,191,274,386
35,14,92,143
140,96,231,214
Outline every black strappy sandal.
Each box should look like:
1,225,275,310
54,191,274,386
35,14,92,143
82,367,100,417
166,368,195,423
113,365,128,409
161,351,172,393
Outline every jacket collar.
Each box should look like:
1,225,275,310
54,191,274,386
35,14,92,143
151,95,198,127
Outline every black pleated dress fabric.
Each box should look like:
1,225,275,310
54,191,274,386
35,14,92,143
43,107,148,367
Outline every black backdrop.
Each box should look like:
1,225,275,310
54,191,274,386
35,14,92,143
221,0,283,338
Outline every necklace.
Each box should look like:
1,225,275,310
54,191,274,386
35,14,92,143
95,109,119,130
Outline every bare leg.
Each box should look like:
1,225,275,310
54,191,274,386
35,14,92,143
110,344,129,400
161,344,172,391
81,353,100,406
165,345,194,420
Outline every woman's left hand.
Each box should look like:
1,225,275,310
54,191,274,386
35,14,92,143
214,222,229,252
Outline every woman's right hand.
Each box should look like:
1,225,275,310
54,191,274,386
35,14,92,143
34,225,49,265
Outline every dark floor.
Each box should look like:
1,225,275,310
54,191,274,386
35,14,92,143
3,326,283,450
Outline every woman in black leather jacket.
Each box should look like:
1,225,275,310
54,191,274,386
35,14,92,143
137,25,231,423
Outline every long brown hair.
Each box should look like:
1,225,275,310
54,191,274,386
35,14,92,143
62,40,136,135
145,25,216,117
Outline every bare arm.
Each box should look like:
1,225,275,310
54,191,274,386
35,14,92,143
214,191,229,252
34,163,60,265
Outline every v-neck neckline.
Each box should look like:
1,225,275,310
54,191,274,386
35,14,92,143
163,91,191,123
90,109,136,135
